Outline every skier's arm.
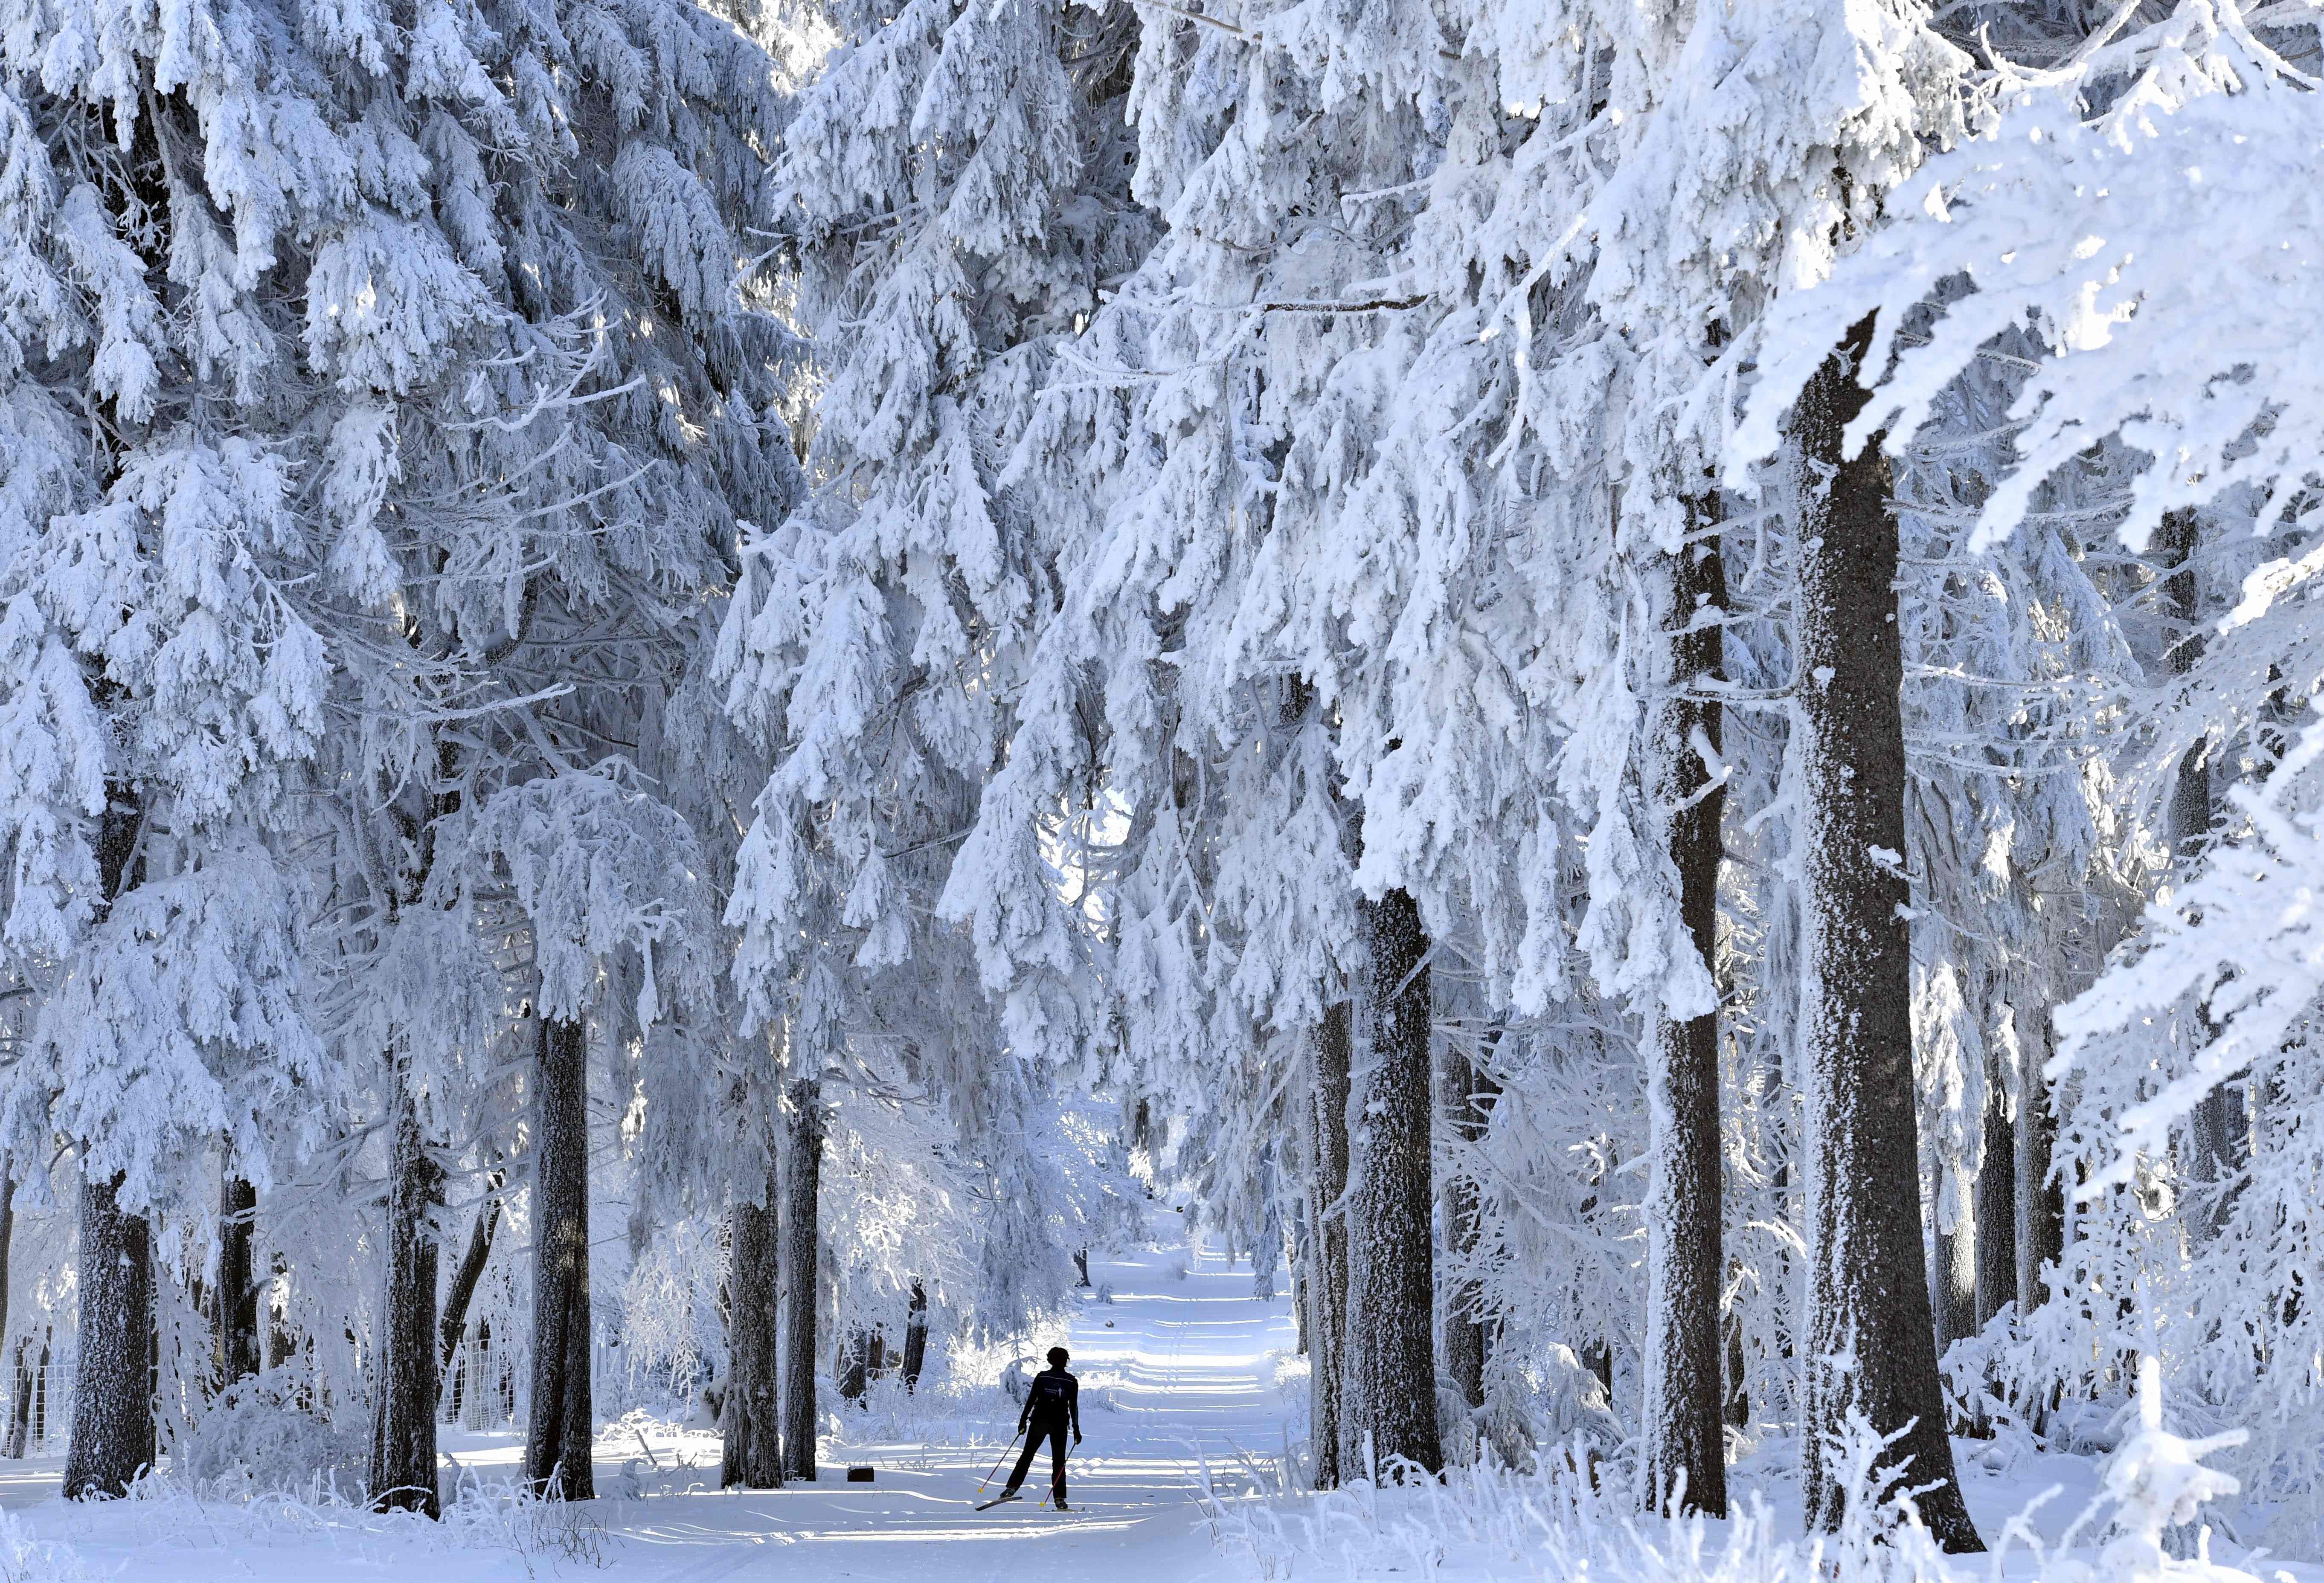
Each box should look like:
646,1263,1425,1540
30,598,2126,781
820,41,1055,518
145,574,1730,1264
1068,1376,1081,1439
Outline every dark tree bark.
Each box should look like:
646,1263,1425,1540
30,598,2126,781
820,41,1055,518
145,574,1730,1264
1341,887,1442,1478
1933,1224,1978,1363
721,1163,783,1488
371,1076,444,1516
67,782,153,1501
2154,508,2246,1214
439,1172,503,1372
1438,1035,1498,1416
780,1076,824,1482
216,1173,260,1388
1304,1001,1351,1488
0,1157,13,1396
838,1331,872,1402
4,1337,31,1458
267,1252,296,1371
1642,507,1730,1518
523,1015,594,1500
65,1174,154,1499
1972,1050,2019,1330
2014,994,2065,1318
901,1281,928,1393
1792,314,1982,1553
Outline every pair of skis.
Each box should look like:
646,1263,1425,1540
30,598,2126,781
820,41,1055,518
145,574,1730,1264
974,1490,1070,1512
973,1429,1067,1511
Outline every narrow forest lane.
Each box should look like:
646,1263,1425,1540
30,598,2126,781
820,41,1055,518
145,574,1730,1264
0,1207,1296,1582
623,1206,1295,1582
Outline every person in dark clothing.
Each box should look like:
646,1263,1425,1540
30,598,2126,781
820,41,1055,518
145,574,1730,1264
997,1346,1081,1508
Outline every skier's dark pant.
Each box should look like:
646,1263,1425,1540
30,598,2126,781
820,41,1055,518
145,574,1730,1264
1005,1417,1069,1502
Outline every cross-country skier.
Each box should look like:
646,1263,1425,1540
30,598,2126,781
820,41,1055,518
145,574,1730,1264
987,1347,1080,1510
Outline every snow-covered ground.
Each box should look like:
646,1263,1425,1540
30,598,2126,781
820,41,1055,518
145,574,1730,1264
0,1209,1292,1580
0,1210,2305,1583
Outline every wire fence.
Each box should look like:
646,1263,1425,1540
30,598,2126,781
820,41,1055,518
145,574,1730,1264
0,1355,72,1454
0,1334,704,1455
440,1334,706,1430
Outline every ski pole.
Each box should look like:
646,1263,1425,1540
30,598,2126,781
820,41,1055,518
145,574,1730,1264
978,1429,1023,1494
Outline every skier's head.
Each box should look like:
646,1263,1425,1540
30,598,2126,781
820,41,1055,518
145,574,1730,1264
1048,1347,1070,1368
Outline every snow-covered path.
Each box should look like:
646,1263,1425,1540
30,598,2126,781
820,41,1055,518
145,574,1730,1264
0,1210,1295,1581
613,1216,1292,1583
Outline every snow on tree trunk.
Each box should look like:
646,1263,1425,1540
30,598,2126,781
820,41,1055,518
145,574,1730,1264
902,1282,929,1393
1932,1223,1978,1357
1641,517,1730,1519
371,1074,442,1516
2013,989,2064,1319
1438,1039,1496,1416
523,1016,593,1500
2155,508,2244,1216
64,1172,153,1499
216,1173,259,1388
1341,887,1442,1478
781,1076,824,1483
1304,1002,1352,1489
1793,315,1981,1554
439,1176,502,1372
5,1339,32,1459
1972,1051,2018,1331
67,785,152,1501
722,1158,783,1489
0,1159,13,1397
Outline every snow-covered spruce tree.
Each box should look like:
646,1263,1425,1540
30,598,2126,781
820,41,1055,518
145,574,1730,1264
1768,316,1977,1550
1741,0,2324,1538
718,0,1152,1470
0,69,337,1488
0,0,807,1502
442,774,719,1500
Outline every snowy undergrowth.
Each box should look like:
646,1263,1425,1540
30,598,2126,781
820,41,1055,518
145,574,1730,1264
1204,1367,2287,1583
23,1467,616,1576
825,1361,1130,1461
0,1508,91,1583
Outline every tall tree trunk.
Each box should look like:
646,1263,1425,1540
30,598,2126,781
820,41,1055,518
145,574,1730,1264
439,1173,503,1372
1642,510,1730,1518
267,1252,296,1371
2155,507,2245,1215
523,1015,594,1499
780,1076,824,1483
4,1337,31,1458
216,1172,260,1387
1932,1224,1977,1357
901,1281,928,1393
65,1174,154,1499
67,782,152,1501
1304,1001,1351,1488
1438,1035,1497,1416
371,1073,443,1516
2014,992,2064,1317
722,1156,783,1488
0,1157,14,1398
1341,886,1442,1478
1972,1047,2018,1329
1792,314,1982,1553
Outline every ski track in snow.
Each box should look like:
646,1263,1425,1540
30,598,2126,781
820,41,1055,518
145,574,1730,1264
0,1209,1294,1581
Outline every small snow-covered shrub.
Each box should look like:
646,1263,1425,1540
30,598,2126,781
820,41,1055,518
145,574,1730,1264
0,1508,89,1583
174,1366,366,1496
439,1472,611,1569
1205,1368,2269,1583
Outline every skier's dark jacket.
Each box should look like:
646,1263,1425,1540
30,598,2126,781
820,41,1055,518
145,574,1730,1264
1019,1366,1080,1437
